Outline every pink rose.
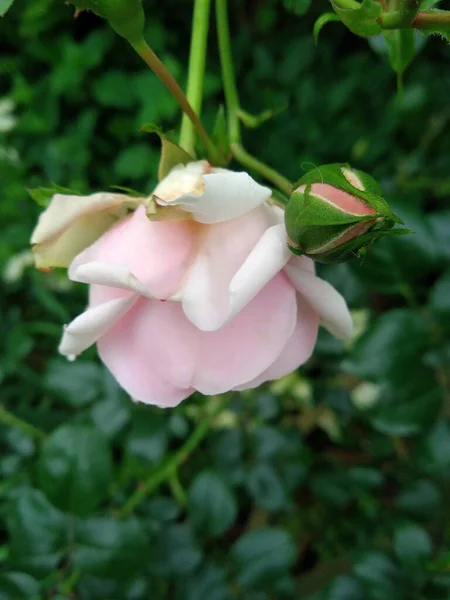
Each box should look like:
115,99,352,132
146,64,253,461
32,162,352,407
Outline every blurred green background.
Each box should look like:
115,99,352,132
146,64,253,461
1,0,450,598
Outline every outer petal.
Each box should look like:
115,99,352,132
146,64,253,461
70,205,197,300
178,206,276,331
59,294,138,359
31,192,141,269
234,293,319,390
98,273,297,403
156,169,272,224
284,261,353,339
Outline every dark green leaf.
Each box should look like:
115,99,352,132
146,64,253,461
148,524,203,577
344,309,429,383
393,523,432,568
283,0,312,16
38,423,113,516
231,528,297,589
188,470,237,537
44,359,104,407
0,572,40,599
247,463,288,512
396,480,442,519
73,517,149,580
28,184,82,208
177,564,232,600
7,488,67,576
354,552,406,600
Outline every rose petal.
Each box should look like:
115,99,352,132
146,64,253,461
31,192,141,269
98,273,297,401
59,294,138,359
179,206,274,331
233,293,319,390
284,263,353,339
157,170,272,224
70,205,197,300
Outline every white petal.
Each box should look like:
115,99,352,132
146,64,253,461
69,261,154,299
31,192,138,245
180,223,291,332
228,224,292,320
59,295,138,358
284,263,353,339
157,171,272,224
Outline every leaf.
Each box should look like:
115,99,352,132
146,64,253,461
176,563,232,600
313,12,342,44
0,0,14,17
420,1,442,7
72,517,149,580
343,309,429,383
126,406,169,470
188,470,237,537
331,0,382,37
148,524,203,577
44,359,104,407
393,523,432,568
354,552,406,600
231,528,297,589
247,463,288,511
7,488,67,576
37,423,113,516
283,0,312,16
0,572,40,599
396,480,442,519
212,105,230,162
28,183,82,208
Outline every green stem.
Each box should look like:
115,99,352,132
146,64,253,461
0,405,46,441
215,0,241,144
118,396,229,518
231,143,293,196
130,38,219,163
179,0,211,155
380,9,450,29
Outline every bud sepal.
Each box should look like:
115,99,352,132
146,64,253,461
284,163,408,263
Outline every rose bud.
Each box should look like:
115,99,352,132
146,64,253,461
284,163,405,263
69,0,145,44
32,161,354,408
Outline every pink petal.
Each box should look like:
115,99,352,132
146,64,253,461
233,293,319,390
71,205,197,300
97,272,297,403
180,206,274,331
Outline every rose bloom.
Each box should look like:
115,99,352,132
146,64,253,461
31,162,352,407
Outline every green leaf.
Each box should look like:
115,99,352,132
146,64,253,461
44,359,104,407
354,552,406,599
283,0,312,16
92,70,137,108
7,488,67,576
148,524,203,577
429,269,450,315
393,523,432,568
247,463,287,511
231,528,297,589
331,0,382,37
418,421,450,479
126,406,168,471
0,0,14,17
0,572,40,599
72,517,150,580
188,470,237,537
177,564,232,600
28,183,82,208
420,1,442,7
211,105,230,162
396,480,442,519
114,143,158,179
343,309,429,383
37,423,113,516
313,12,342,44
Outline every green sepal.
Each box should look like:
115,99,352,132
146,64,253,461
313,12,342,44
211,106,231,167
293,163,396,220
68,0,145,44
331,0,382,37
28,184,82,208
140,123,195,181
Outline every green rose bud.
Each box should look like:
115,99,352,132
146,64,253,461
284,163,406,263
69,0,145,44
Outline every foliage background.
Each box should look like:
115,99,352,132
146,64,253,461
1,0,450,598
